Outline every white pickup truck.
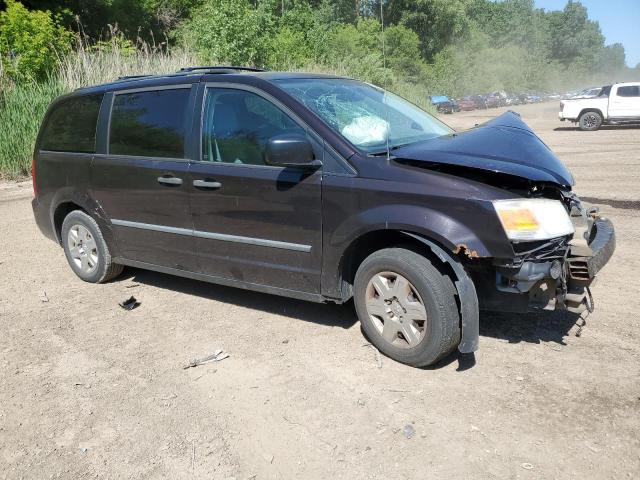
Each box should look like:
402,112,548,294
559,82,640,130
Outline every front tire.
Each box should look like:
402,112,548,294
579,111,602,131
354,248,461,367
61,210,123,283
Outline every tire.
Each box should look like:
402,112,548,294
61,210,123,283
579,111,602,131
354,248,461,367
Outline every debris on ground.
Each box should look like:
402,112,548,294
521,463,534,470
183,349,229,369
362,343,382,368
125,283,140,289
402,424,415,439
282,339,289,344
40,291,49,303
119,296,140,311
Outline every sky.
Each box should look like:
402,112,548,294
534,0,640,67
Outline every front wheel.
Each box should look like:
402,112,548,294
354,248,461,367
579,111,602,131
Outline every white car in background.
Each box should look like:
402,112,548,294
570,86,603,99
559,82,640,130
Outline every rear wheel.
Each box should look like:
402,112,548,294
579,111,602,131
354,248,461,367
61,210,123,283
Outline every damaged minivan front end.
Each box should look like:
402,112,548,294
391,111,615,316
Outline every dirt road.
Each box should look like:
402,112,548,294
1,102,639,479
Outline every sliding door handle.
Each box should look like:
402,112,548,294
157,176,183,186
193,179,222,189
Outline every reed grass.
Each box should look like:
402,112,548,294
0,41,196,179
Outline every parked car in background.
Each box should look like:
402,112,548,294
430,95,458,114
31,66,615,367
571,86,603,99
560,82,640,130
470,95,488,109
484,94,502,108
456,97,476,111
504,95,521,106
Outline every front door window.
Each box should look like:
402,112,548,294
202,88,306,165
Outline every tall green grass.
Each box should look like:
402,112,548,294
0,78,64,178
0,45,196,179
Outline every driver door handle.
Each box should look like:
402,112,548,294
193,179,222,190
157,176,183,186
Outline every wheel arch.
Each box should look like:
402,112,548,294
336,229,480,354
578,108,604,119
324,203,502,301
49,190,119,256
53,201,86,243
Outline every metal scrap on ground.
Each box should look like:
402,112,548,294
119,296,140,311
183,349,229,369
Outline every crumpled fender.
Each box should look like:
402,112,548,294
402,232,479,354
329,203,507,259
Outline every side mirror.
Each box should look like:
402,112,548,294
265,133,321,169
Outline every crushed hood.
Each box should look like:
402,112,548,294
392,111,575,186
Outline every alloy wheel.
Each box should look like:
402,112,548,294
582,114,598,129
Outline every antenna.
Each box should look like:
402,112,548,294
380,0,391,160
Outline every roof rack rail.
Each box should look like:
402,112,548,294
116,74,154,81
178,66,266,74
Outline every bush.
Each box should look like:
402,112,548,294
0,0,74,81
179,0,273,66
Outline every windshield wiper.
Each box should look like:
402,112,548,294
369,143,413,156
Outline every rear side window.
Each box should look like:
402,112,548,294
109,88,190,158
40,94,103,153
617,86,640,97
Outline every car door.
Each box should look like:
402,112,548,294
90,84,199,270
608,85,640,118
188,84,323,294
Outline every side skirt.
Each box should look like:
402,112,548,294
113,257,326,304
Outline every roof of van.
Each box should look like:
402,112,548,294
74,67,346,94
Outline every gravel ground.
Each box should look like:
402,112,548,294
0,102,639,479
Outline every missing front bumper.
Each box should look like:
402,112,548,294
487,217,615,314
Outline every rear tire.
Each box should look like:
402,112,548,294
579,111,602,131
354,248,461,367
61,210,123,283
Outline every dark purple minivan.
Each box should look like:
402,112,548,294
31,67,615,366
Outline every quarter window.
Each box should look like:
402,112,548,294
109,88,190,158
617,86,640,97
40,94,103,153
202,88,305,165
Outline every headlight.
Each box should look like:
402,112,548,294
492,199,574,241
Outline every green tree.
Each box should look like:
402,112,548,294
383,24,422,77
385,0,470,60
0,0,74,81
548,1,605,67
179,0,273,66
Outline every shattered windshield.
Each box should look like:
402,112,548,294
274,78,454,154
